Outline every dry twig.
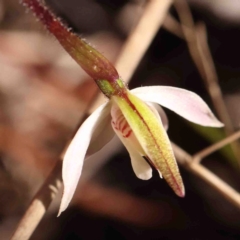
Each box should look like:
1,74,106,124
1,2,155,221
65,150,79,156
193,130,240,163
173,0,240,164
173,143,240,209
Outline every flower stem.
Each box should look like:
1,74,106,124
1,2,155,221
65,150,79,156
21,0,125,97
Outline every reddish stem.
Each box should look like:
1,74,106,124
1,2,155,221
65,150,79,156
21,0,119,82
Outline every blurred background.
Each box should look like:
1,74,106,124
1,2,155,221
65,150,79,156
1,0,240,239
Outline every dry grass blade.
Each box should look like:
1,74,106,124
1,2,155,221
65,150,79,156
162,13,184,39
173,143,240,209
193,130,240,163
162,0,240,213
11,162,62,240
173,0,240,165
195,23,235,135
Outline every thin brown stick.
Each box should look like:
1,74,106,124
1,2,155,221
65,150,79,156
173,0,207,80
162,14,184,39
172,143,240,209
163,6,240,205
11,1,173,239
173,0,240,165
174,0,232,127
195,23,235,135
11,161,62,240
193,130,240,163
115,0,173,81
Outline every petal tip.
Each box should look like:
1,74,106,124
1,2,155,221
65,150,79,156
137,170,153,180
207,113,224,127
176,186,185,198
139,175,152,180
215,121,224,128
157,170,163,179
57,202,66,217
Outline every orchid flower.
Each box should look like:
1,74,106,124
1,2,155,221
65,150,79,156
23,0,224,216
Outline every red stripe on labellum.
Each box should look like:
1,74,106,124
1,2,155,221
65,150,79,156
112,110,132,139
121,123,128,132
117,115,125,130
124,130,132,138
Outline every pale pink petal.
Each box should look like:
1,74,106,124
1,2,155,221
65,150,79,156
146,102,169,130
132,86,224,127
58,102,111,216
111,103,152,180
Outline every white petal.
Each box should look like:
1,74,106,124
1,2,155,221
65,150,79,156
132,86,224,127
87,105,115,155
111,104,152,180
58,101,111,216
146,102,169,130
129,150,152,180
116,132,153,180
157,170,163,179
